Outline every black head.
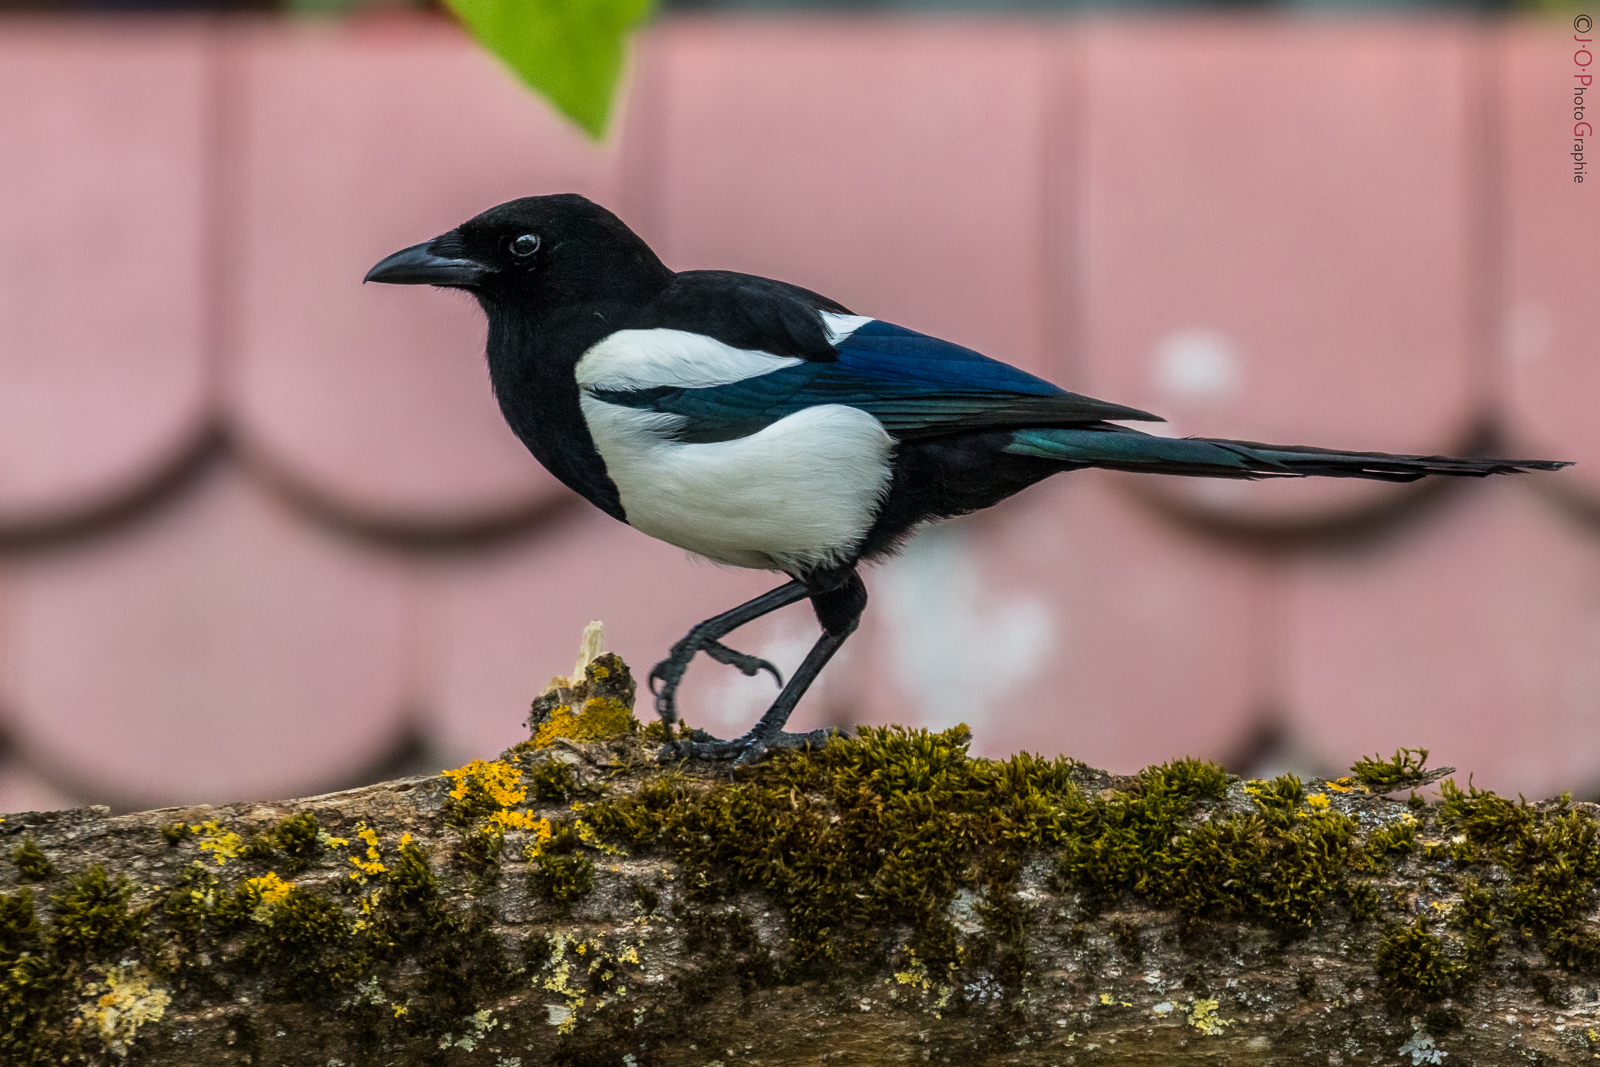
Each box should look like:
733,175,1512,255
364,194,672,310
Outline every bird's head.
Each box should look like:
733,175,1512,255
364,194,671,310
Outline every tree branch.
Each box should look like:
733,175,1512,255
2,653,1597,1065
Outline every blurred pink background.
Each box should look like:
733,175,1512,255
0,12,1593,812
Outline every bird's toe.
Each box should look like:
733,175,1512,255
700,640,784,688
657,727,842,765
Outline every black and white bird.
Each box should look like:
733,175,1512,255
367,194,1567,761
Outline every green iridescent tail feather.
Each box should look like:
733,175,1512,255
1003,426,1570,483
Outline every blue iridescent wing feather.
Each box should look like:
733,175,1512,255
588,320,1158,443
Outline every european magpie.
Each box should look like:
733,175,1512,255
367,194,1568,761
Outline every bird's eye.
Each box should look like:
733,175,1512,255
509,233,541,258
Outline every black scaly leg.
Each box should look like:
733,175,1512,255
665,568,867,764
649,579,809,726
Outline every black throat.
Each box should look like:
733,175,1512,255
479,297,633,522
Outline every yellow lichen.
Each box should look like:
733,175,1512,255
530,696,636,747
444,759,528,809
242,871,294,922
491,809,546,833
1181,997,1232,1036
347,822,387,883
1306,793,1331,810
521,818,555,859
75,964,172,1058
190,821,242,866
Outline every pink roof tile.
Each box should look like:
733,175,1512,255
423,506,816,761
1282,484,1600,798
851,473,1269,770
645,17,1058,378
226,19,617,530
1076,20,1485,528
0,22,213,530
0,13,1592,807
1501,26,1599,499
0,464,414,808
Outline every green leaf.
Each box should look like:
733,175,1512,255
445,0,653,140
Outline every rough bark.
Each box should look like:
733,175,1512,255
2,653,1598,1066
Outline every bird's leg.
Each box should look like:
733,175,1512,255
665,569,866,764
649,579,809,726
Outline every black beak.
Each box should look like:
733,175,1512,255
364,234,487,287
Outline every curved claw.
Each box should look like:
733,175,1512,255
648,634,781,727
700,639,784,688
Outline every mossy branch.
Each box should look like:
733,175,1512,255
2,652,1598,1065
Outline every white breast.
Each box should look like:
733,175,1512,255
579,398,895,573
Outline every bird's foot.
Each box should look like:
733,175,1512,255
648,636,783,724
657,726,843,766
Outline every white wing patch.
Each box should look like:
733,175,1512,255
579,398,894,573
822,313,875,345
575,329,803,392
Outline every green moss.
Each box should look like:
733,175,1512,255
677,910,778,1003
1060,769,1354,932
629,881,661,914
1455,879,1502,972
1345,881,1382,923
1434,779,1600,976
0,888,63,1066
452,826,505,879
367,842,518,1029
589,729,1258,984
0,890,42,964
0,868,151,1063
1352,816,1417,871
1247,772,1307,814
528,760,578,802
1151,756,1231,802
242,885,359,998
1295,969,1317,999
159,822,195,845
240,812,322,875
1351,747,1434,790
529,822,596,907
1375,917,1466,1010
163,862,218,940
50,866,146,961
9,840,53,882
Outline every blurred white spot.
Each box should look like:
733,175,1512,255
1505,303,1553,365
1152,329,1242,403
876,525,1054,731
1184,479,1248,507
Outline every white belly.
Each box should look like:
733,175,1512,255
579,399,895,572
